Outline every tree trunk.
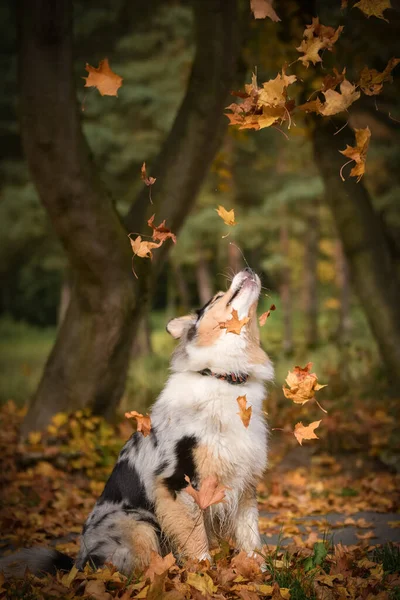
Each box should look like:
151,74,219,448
334,239,352,344
313,123,400,385
279,214,293,356
18,0,241,432
57,272,72,327
170,259,190,313
196,250,213,305
228,242,243,275
131,313,153,357
303,202,319,348
18,0,136,436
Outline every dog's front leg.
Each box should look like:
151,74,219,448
154,482,210,562
233,486,262,555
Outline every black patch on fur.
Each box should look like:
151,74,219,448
111,535,122,545
187,324,197,341
131,433,142,450
50,550,75,574
164,435,198,496
150,426,158,447
98,460,151,510
119,445,129,458
86,554,105,570
91,509,118,530
154,460,169,476
195,298,213,321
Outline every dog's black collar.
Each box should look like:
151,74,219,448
198,368,248,385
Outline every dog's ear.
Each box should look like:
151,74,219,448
166,315,195,339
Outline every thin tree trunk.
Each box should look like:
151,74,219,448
171,259,190,313
57,272,71,327
313,123,400,385
18,0,135,436
279,214,293,356
196,249,213,305
303,202,319,348
335,239,352,344
228,242,243,275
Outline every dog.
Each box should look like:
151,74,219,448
1,267,274,577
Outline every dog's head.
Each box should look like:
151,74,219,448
167,268,273,381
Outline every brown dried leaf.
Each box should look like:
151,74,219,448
184,475,228,510
236,395,252,428
147,214,177,244
250,0,281,21
83,58,123,97
340,127,371,182
143,551,176,582
354,0,392,21
141,162,156,187
358,58,400,96
84,580,112,600
299,79,360,116
297,18,344,67
124,410,152,437
283,363,327,405
294,420,321,446
215,205,237,226
128,235,162,259
259,304,276,326
322,67,346,92
219,309,250,335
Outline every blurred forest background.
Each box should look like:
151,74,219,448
0,0,399,437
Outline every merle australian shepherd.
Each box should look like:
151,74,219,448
1,268,274,577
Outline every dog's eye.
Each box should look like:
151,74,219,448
214,294,224,301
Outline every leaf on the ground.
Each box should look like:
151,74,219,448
186,572,218,595
219,309,250,335
124,410,152,437
128,235,162,259
297,17,344,67
143,551,176,582
215,205,237,226
294,420,321,445
283,362,327,405
147,214,177,244
184,474,228,510
237,395,252,428
272,582,291,599
259,304,276,326
84,580,112,600
83,58,123,97
340,127,371,182
358,58,400,95
141,162,156,187
250,0,280,21
232,551,263,579
299,79,360,116
354,0,392,21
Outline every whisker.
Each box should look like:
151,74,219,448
229,242,251,270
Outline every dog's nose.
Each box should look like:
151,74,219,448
244,267,253,274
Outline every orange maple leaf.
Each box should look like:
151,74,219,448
340,127,371,183
141,162,156,187
125,410,152,437
143,551,176,582
219,309,250,335
294,420,321,446
237,395,252,428
250,0,280,22
128,235,162,259
259,304,276,326
184,475,228,510
147,214,177,244
358,58,400,96
283,362,327,406
83,58,123,97
215,205,237,226
296,18,343,68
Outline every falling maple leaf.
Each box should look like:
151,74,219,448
283,362,327,405
322,67,346,92
259,304,276,326
124,410,152,437
147,214,177,244
297,18,344,67
340,127,371,182
299,79,360,116
83,58,123,97
358,58,400,96
250,0,280,22
184,475,228,510
143,551,176,582
141,162,156,187
215,205,237,226
294,420,321,445
354,0,392,21
219,309,250,335
128,235,162,259
237,395,252,428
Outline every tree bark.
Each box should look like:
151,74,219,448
18,0,136,436
196,249,213,305
279,214,293,356
171,259,191,313
313,123,400,385
303,202,319,348
334,239,352,344
18,0,241,432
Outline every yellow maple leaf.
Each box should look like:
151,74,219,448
219,309,249,335
297,18,343,67
354,0,392,21
294,420,321,446
237,395,252,428
283,362,327,405
128,235,162,259
358,57,400,96
340,127,371,182
83,58,123,97
215,205,237,226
